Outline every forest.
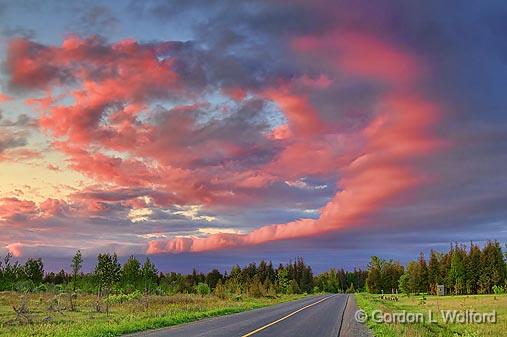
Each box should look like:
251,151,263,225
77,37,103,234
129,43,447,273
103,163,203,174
1,240,505,299
0,253,367,299
366,241,507,295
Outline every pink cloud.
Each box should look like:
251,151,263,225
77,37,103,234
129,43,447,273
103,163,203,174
222,86,247,101
263,86,325,135
9,36,178,147
293,31,422,85
46,163,61,171
268,124,293,140
0,148,42,163
5,32,446,255
0,93,12,102
6,242,23,257
39,198,69,217
147,32,445,254
0,197,72,225
0,197,38,221
8,36,272,205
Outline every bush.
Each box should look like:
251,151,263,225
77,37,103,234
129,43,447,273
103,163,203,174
34,284,48,292
346,283,356,293
14,280,35,293
398,273,410,296
196,282,211,296
105,290,143,304
492,285,505,294
55,284,65,293
213,280,227,299
287,280,300,295
247,279,264,298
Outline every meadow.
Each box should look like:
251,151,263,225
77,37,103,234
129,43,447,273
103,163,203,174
355,293,507,337
0,291,303,337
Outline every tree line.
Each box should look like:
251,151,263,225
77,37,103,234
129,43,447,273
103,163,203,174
0,253,368,297
366,241,507,295
3,241,505,297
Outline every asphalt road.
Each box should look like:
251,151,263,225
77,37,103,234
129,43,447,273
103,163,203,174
127,294,355,337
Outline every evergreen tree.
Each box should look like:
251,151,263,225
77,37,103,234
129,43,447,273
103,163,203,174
141,257,158,293
383,260,404,293
406,261,420,294
417,252,429,293
205,269,223,289
440,246,452,290
71,250,83,291
24,258,44,285
466,243,481,294
299,260,313,293
479,241,506,293
122,256,141,291
428,250,442,295
447,249,466,294
95,253,121,294
366,256,383,293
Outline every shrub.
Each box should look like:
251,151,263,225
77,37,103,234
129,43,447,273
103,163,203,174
15,280,35,293
213,280,227,299
398,273,410,296
196,282,211,296
492,285,505,294
34,284,48,292
287,280,300,295
247,278,264,298
105,290,143,304
346,283,356,293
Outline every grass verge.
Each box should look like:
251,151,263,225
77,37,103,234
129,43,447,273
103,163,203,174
0,292,305,337
354,293,506,337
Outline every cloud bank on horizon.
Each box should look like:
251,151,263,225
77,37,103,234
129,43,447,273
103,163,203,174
0,0,507,263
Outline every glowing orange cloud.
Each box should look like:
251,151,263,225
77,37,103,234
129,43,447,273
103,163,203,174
264,86,324,135
0,197,38,221
4,32,445,256
0,93,12,102
147,32,445,254
292,32,422,85
6,243,23,257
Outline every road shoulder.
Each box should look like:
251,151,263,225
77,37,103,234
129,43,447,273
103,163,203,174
339,295,373,337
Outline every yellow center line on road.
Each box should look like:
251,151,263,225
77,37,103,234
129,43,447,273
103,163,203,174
240,294,338,337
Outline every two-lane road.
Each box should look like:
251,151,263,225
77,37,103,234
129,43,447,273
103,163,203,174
127,294,363,337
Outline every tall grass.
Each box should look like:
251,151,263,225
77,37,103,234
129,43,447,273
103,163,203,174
0,291,304,337
355,293,507,337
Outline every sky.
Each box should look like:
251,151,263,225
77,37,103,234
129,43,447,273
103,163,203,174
0,0,507,273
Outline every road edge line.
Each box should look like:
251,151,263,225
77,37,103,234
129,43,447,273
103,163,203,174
336,294,349,337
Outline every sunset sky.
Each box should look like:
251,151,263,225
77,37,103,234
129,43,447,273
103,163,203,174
1,0,506,272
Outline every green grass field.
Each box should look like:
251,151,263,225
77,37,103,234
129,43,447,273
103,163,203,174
355,293,507,337
0,291,303,337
